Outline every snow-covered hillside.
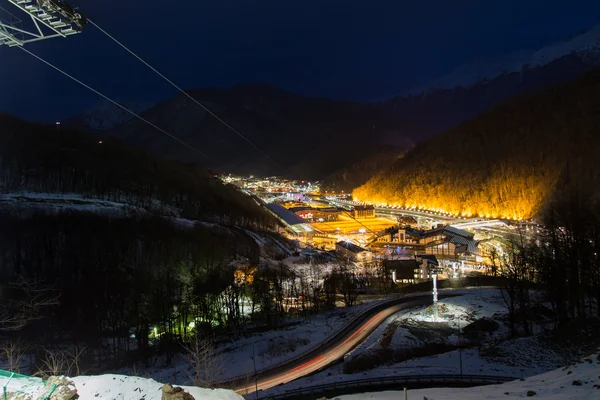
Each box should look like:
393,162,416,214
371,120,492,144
411,24,600,93
65,99,152,132
339,352,600,399
0,373,243,400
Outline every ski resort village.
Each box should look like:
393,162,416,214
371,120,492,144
1,1,600,400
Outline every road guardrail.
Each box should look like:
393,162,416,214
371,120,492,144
257,374,519,400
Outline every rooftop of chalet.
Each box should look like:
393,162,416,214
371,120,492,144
336,241,369,254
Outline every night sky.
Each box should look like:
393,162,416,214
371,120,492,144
1,0,599,122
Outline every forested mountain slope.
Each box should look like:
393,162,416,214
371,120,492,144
354,69,600,220
0,113,271,226
0,114,283,362
105,84,401,179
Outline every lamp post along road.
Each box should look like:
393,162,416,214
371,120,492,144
252,342,259,400
432,274,438,321
458,319,463,376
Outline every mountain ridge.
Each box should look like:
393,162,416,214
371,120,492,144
64,99,153,132
56,24,600,178
402,23,600,95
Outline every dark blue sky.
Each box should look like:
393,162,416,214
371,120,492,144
1,0,599,122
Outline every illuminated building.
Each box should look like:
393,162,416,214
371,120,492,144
289,206,341,222
384,255,442,284
352,205,375,218
335,241,373,262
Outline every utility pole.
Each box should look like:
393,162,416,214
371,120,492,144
252,342,259,400
432,274,438,321
458,319,463,376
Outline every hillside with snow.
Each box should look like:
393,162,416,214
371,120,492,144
64,99,152,132
0,373,244,400
258,289,599,399
339,352,600,399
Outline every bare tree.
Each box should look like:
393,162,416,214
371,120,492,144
334,261,361,307
35,349,70,379
34,346,86,379
498,232,535,336
183,334,223,388
66,346,86,377
1,340,28,373
488,247,500,277
0,277,60,332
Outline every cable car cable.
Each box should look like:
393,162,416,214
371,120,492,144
87,19,378,235
17,46,208,160
88,18,285,170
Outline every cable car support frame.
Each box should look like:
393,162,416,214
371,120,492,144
0,0,83,47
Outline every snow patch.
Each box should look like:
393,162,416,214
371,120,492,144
70,100,153,131
0,373,243,400
338,352,600,399
407,24,600,94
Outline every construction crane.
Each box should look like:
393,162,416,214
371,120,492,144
0,0,85,47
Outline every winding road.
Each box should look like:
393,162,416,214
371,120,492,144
231,294,454,395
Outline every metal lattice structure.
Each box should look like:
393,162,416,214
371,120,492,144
0,0,83,47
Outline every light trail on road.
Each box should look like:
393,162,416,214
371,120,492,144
234,298,430,395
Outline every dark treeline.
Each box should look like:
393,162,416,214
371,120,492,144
0,212,262,367
0,114,274,228
536,168,600,325
498,167,600,336
0,211,386,372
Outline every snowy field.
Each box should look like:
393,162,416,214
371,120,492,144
342,288,520,371
347,288,510,361
339,352,600,399
0,192,172,217
0,373,243,400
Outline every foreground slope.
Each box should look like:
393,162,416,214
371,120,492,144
354,68,600,219
0,373,244,400
339,352,600,399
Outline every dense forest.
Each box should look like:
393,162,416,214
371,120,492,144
0,113,273,227
354,68,600,220
0,212,386,375
0,113,285,372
